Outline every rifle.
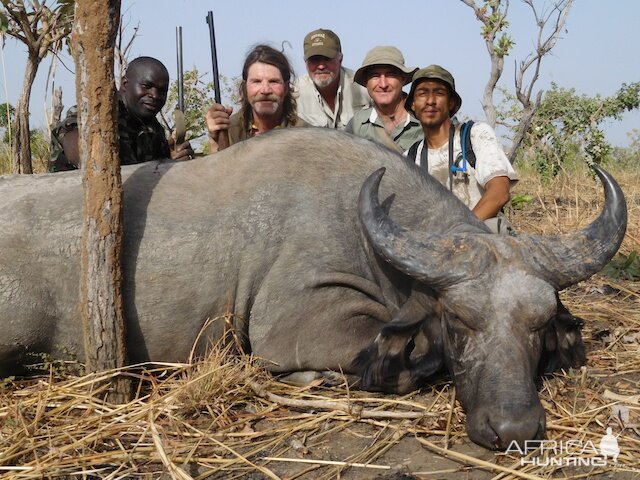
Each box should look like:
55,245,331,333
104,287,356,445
206,11,221,104
206,11,229,149
173,26,186,146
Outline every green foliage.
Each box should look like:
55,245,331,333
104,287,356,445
0,102,14,127
478,0,515,57
0,9,8,32
512,82,640,176
611,129,640,167
0,140,10,173
161,68,217,144
26,349,85,377
509,193,535,210
0,126,50,174
602,251,640,281
0,102,14,143
29,127,51,172
1,0,74,172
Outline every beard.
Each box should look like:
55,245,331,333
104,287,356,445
250,94,282,116
311,70,337,89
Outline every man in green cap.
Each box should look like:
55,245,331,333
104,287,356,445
295,28,370,129
346,46,422,153
405,64,518,230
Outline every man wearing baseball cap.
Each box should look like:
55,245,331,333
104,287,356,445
405,64,518,229
295,28,370,129
346,46,422,153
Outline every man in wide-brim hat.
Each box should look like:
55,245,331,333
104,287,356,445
346,46,423,153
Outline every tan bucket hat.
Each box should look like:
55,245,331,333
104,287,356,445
404,64,462,116
353,46,417,86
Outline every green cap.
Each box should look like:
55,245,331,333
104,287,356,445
353,46,417,86
404,64,462,116
303,29,341,60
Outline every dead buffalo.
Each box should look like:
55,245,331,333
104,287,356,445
0,128,626,450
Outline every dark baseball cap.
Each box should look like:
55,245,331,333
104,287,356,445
303,29,341,60
404,64,462,116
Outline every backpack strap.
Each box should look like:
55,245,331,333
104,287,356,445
449,120,476,175
461,120,476,169
407,140,421,163
409,120,476,186
407,139,429,174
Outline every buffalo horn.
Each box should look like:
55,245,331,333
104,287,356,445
528,164,627,290
358,168,488,289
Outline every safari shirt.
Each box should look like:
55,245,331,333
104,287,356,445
49,101,170,172
346,107,423,153
406,122,519,210
295,67,371,130
226,112,310,146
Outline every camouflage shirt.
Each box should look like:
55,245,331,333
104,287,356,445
49,100,171,172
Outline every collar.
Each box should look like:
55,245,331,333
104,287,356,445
369,108,415,128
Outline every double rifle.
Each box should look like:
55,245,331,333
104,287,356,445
173,12,228,152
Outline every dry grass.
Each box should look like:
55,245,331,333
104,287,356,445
1,164,639,479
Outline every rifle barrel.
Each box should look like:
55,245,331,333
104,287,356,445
206,11,222,104
176,26,184,112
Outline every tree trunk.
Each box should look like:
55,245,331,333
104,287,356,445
12,54,39,174
482,54,503,129
48,86,64,141
73,0,129,403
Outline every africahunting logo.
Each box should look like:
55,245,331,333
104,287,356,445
502,427,620,467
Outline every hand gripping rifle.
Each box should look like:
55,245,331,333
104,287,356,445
206,11,229,150
173,26,187,147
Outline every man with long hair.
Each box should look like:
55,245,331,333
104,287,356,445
206,44,307,153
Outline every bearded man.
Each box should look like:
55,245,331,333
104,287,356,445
205,44,307,153
295,29,370,130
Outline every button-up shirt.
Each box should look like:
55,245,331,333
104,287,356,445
295,67,371,130
346,107,423,153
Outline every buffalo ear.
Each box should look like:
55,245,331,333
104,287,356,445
351,311,443,394
538,296,586,375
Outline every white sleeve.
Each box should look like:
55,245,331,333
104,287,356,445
470,123,519,187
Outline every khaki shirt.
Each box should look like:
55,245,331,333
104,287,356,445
226,111,309,146
295,67,371,130
346,107,423,153
407,122,519,209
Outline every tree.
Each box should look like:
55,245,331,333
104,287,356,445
520,82,640,176
461,0,572,162
0,0,73,173
73,0,128,402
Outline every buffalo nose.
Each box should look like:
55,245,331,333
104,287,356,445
467,403,546,450
489,415,544,450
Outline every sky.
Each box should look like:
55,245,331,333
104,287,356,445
1,0,638,147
